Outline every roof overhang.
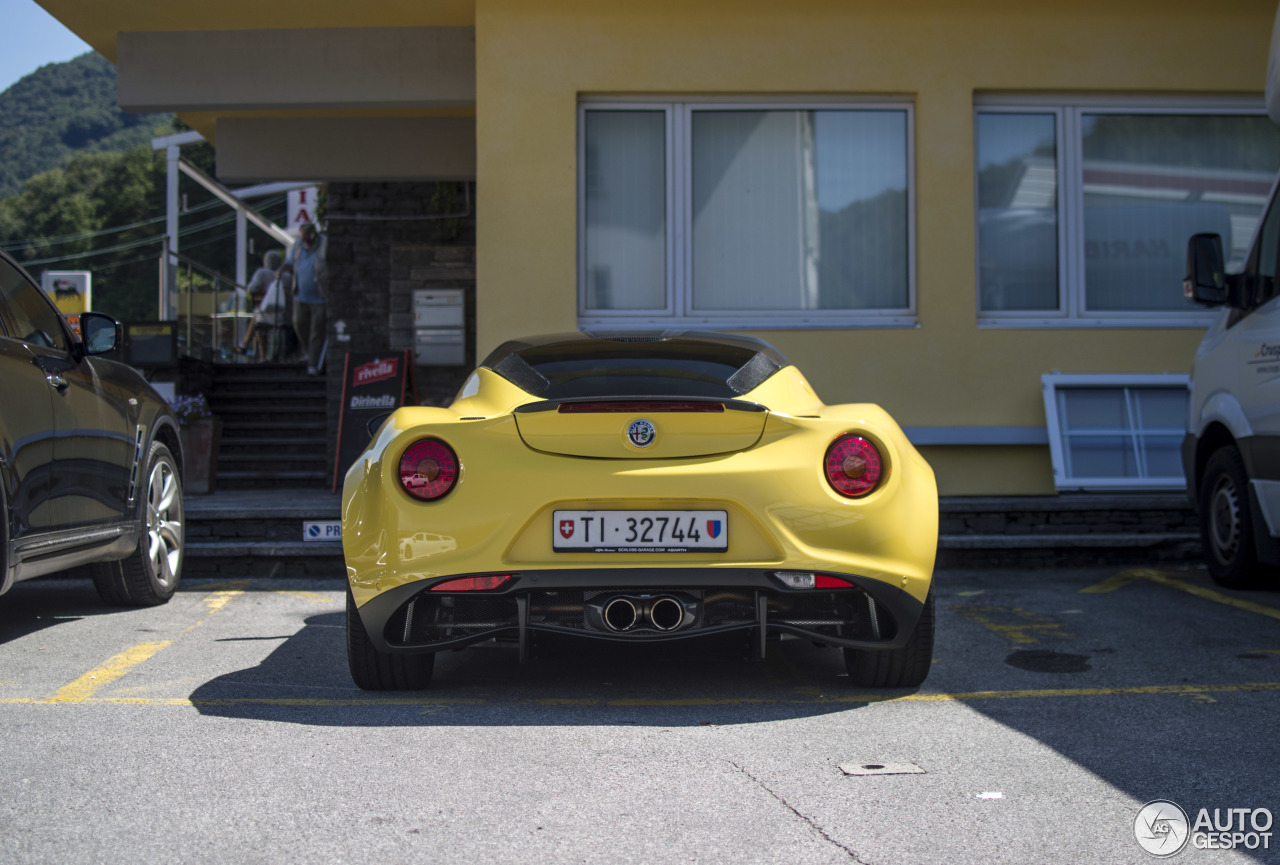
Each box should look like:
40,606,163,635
37,3,478,182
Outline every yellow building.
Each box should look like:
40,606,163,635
39,0,1280,495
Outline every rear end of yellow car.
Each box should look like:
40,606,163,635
341,333,937,690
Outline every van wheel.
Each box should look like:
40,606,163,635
843,589,934,688
1200,446,1264,588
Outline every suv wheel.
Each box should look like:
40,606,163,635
93,441,184,606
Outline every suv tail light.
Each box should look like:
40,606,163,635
399,438,459,501
824,435,883,497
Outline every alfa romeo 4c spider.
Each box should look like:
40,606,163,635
342,332,937,690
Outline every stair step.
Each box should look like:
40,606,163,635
221,426,327,438
219,436,328,449
187,541,343,557
217,469,329,480
211,365,311,378
210,400,326,413
209,362,330,490
217,460,325,473
209,386,326,398
214,408,326,421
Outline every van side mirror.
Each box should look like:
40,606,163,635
1184,233,1228,306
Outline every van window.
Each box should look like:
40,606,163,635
1255,192,1280,306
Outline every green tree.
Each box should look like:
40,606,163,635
0,52,170,198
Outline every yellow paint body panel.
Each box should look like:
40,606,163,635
343,366,937,608
514,405,767,459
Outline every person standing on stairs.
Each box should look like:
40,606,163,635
288,222,328,376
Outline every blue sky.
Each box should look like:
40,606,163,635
0,0,93,92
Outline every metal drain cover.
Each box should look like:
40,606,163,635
839,763,925,776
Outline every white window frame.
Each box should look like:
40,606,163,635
976,95,1271,329
1041,372,1190,491
579,96,917,330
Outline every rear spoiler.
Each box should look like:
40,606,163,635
515,397,767,414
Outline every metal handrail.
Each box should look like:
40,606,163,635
167,247,255,362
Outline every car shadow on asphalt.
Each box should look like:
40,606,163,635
187,610,894,727
0,576,133,646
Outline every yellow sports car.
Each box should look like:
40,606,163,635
342,332,937,690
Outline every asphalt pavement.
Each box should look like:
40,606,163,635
1,564,1278,864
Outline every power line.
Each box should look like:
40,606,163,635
0,200,214,251
11,195,291,267
0,193,287,252
18,234,164,266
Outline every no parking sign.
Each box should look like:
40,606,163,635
303,521,342,542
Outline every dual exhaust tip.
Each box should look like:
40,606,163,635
602,595,689,632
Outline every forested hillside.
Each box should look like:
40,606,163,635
0,54,288,324
0,52,170,198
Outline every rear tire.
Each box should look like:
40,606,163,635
1199,446,1265,589
843,589,934,688
92,441,184,607
346,588,434,690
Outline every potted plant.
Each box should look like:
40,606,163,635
172,393,221,494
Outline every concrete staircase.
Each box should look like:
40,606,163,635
208,363,329,490
184,489,343,578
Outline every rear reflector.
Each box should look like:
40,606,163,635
430,575,513,592
815,574,855,589
775,571,855,590
559,401,724,413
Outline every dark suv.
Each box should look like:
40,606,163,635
0,250,185,606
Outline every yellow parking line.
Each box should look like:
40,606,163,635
49,642,173,703
202,589,245,616
891,681,1280,703
1077,571,1143,594
184,580,251,593
610,697,777,706
1080,569,1280,622
6,680,1278,708
273,591,333,603
45,586,246,702
950,604,1071,645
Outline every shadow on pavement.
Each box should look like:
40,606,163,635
187,610,888,727
0,575,135,646
930,567,1280,864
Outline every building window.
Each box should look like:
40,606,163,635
580,100,915,329
977,99,1280,327
1042,373,1189,490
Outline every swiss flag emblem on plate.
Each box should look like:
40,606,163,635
559,520,575,539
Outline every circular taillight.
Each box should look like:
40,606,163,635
399,439,459,501
824,435,883,498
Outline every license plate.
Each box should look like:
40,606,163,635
553,510,728,552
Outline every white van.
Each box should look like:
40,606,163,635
1183,227,1280,587
1182,16,1280,587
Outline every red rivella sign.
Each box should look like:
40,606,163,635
353,357,398,387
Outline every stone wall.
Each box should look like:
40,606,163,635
323,181,476,468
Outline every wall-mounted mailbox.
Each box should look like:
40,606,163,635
413,289,466,365
414,289,464,328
